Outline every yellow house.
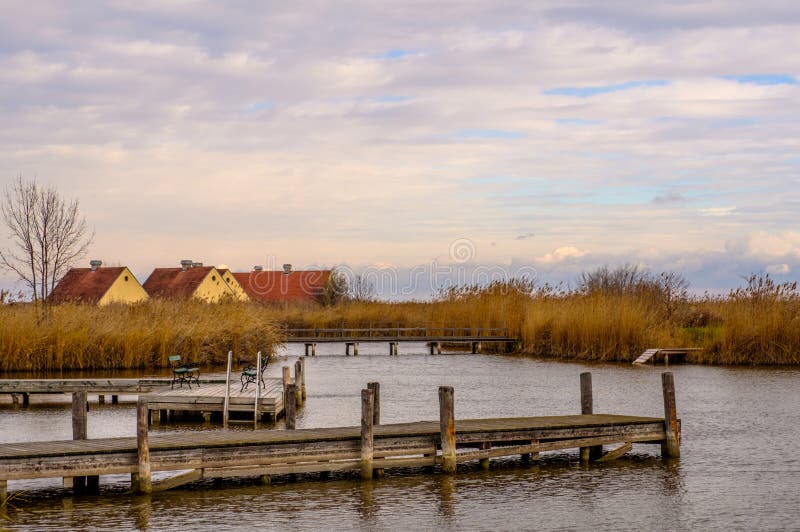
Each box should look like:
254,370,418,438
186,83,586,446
143,260,248,302
49,261,149,305
217,267,249,301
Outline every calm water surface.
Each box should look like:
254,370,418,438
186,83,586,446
1,343,799,531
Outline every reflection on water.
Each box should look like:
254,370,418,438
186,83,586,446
1,343,799,530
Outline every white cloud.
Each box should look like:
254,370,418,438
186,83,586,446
766,263,791,275
537,246,591,264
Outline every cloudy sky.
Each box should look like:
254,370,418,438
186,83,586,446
2,1,800,297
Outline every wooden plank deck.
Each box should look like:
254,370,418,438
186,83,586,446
0,414,667,482
143,378,285,414
0,377,227,395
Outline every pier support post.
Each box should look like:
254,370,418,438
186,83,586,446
11,394,19,409
471,342,481,354
285,383,297,429
133,398,152,493
580,372,603,462
305,343,316,356
223,350,233,428
661,372,680,458
294,360,305,407
439,386,456,474
22,392,30,406
389,342,398,356
368,382,383,476
360,388,374,479
112,395,119,404
98,394,105,404
282,365,291,400
70,391,88,492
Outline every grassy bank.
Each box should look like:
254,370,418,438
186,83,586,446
0,300,279,372
2,274,799,371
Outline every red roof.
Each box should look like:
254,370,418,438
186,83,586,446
143,267,216,299
49,267,129,304
232,270,331,303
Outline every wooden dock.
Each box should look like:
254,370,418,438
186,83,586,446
633,348,702,365
284,326,517,355
143,379,286,422
0,372,681,501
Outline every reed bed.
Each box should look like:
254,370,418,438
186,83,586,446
1,273,798,371
0,300,280,372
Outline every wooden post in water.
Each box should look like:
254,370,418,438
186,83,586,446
282,365,291,401
294,359,304,407
133,398,152,493
439,386,456,474
70,391,88,492
254,351,262,426
368,381,383,477
285,383,297,429
661,372,680,458
579,372,603,462
360,388,374,479
223,350,233,428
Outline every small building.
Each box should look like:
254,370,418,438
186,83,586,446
216,267,250,301
233,264,331,305
49,260,149,305
143,260,248,303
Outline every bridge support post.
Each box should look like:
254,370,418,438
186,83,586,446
389,342,398,356
305,343,316,356
112,395,119,404
133,398,152,493
346,342,359,356
439,386,456,474
661,372,680,458
294,360,305,406
579,373,603,462
360,388,374,479
430,342,442,355
285,383,297,430
70,391,89,493
471,342,481,354
22,392,29,406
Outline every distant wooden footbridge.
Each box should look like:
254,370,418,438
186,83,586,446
282,326,517,355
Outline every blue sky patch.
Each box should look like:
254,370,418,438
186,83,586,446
374,49,416,60
454,129,525,140
248,101,274,111
722,74,797,85
543,80,669,98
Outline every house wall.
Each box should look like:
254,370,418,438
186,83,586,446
98,268,149,305
221,272,249,301
192,268,236,302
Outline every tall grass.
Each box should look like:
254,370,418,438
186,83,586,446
2,273,799,371
0,300,279,372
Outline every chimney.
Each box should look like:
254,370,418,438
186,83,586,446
192,262,203,268
283,263,293,274
253,265,264,272
89,260,102,271
180,259,193,271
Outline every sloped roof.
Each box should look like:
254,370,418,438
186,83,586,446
232,270,331,303
143,266,216,299
50,267,128,304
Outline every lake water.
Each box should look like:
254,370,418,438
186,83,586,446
2,343,799,531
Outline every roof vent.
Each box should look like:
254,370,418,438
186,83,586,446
282,263,293,274
192,262,203,268
180,259,193,271
253,265,264,272
89,260,102,271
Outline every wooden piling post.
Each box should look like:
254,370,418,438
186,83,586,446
661,372,680,458
285,383,297,430
298,358,306,400
436,342,442,355
98,394,105,405
111,395,119,404
70,391,88,492
579,372,603,462
0,479,6,505
367,381,383,476
223,350,232,428
22,392,30,406
254,351,263,426
439,386,456,474
282,365,291,396
133,398,152,493
360,388,374,479
294,360,304,407
354,342,359,356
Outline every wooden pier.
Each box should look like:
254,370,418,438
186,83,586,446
284,326,516,355
633,348,702,365
0,372,680,501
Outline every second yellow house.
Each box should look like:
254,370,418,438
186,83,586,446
143,260,248,302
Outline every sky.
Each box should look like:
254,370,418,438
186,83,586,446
1,1,800,298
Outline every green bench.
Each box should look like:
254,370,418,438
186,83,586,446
240,352,270,392
168,355,200,389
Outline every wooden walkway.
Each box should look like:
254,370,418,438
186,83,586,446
633,348,702,365
144,379,285,420
0,372,681,500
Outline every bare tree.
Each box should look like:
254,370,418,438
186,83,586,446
0,177,93,304
349,273,376,302
323,268,349,306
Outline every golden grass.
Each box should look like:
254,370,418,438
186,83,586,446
0,300,279,372
2,275,799,371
